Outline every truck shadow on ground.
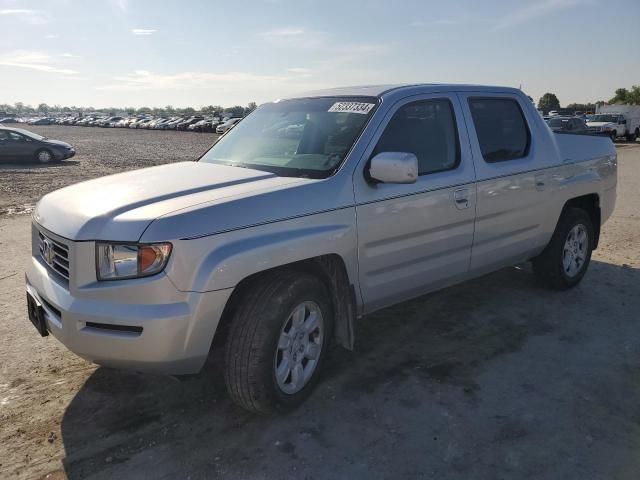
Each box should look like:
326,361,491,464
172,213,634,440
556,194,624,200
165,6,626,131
59,260,640,479
0,160,80,168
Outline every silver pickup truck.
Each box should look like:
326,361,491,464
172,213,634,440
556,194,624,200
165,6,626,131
26,84,617,413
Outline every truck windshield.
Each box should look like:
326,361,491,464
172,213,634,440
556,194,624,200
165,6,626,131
589,114,618,123
199,96,378,178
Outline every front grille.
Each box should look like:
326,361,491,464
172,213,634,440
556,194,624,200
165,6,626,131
38,231,70,280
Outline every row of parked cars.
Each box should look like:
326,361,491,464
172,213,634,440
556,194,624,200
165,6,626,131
12,115,243,134
543,106,640,142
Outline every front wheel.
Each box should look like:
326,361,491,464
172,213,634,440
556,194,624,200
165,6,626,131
224,271,333,414
532,207,594,290
610,131,617,142
34,148,54,164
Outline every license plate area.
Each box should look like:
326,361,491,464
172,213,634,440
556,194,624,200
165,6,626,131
27,293,49,337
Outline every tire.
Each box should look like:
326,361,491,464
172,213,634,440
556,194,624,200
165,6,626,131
224,271,333,414
532,207,594,290
34,148,54,164
610,131,617,142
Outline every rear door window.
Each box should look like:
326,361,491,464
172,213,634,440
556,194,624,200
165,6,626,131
468,98,530,162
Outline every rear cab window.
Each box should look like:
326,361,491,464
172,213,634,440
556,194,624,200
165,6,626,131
468,98,531,163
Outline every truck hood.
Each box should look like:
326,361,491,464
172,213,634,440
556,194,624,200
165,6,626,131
586,121,614,128
34,162,312,241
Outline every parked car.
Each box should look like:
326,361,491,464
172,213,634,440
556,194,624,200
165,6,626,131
176,116,203,130
587,106,640,142
157,117,184,130
27,118,53,126
187,119,209,132
97,116,123,127
114,118,134,128
0,117,18,124
144,118,166,129
0,126,75,163
130,118,152,129
546,116,588,133
26,84,616,414
215,117,241,134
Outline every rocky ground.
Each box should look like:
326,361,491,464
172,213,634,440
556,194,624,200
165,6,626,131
0,129,639,479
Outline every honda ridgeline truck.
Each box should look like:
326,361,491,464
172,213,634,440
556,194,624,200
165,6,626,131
26,84,617,413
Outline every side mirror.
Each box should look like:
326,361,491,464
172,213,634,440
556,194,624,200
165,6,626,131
620,119,626,125
368,152,418,184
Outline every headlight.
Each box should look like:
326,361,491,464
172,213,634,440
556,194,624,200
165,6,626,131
96,243,172,280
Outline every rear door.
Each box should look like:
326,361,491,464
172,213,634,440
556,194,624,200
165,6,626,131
458,93,552,274
353,93,476,313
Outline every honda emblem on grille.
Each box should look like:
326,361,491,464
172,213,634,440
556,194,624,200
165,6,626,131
42,238,55,267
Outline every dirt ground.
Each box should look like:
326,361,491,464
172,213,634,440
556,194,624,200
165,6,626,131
0,125,217,215
0,129,639,479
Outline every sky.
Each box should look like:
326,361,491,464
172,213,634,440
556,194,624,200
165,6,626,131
0,0,638,109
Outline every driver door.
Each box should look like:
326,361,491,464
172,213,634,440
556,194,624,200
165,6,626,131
0,131,26,161
353,94,476,313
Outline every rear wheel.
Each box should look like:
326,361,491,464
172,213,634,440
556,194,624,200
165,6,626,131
224,271,333,414
34,148,53,164
532,207,594,290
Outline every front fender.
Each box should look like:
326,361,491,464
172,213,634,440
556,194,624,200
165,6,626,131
165,208,360,294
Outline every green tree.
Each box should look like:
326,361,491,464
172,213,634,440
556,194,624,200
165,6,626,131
566,103,596,112
537,93,560,113
201,105,222,115
245,101,257,114
37,103,50,113
225,105,245,117
626,85,640,105
609,88,629,104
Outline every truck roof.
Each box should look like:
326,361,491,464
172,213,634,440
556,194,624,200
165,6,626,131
286,83,524,100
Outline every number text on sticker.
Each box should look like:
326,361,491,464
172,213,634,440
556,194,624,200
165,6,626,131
328,102,375,115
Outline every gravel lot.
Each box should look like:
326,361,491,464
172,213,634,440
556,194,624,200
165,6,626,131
0,128,639,479
0,125,217,215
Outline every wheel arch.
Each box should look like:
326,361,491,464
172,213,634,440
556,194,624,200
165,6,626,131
213,254,357,352
562,193,601,249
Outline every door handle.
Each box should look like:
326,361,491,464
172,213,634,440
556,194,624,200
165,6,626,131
534,173,546,191
453,188,470,210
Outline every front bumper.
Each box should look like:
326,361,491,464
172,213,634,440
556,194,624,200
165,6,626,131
52,148,75,160
26,249,233,374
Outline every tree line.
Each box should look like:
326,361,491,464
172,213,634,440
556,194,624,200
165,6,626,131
0,102,258,117
537,85,640,113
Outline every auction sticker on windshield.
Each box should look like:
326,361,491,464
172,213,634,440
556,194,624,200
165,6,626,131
328,102,375,114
